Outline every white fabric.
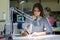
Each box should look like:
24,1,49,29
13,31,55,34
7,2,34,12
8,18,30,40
13,35,60,40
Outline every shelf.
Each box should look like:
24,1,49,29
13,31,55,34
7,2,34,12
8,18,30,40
0,20,5,22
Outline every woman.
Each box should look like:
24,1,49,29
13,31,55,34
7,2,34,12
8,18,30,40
44,7,54,27
22,3,52,36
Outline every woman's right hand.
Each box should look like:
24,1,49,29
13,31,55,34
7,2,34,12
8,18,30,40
21,31,29,36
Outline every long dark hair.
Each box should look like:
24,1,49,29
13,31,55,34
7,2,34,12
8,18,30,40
32,3,43,17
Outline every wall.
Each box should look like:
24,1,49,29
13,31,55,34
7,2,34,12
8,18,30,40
10,1,19,7
10,0,60,11
0,0,10,30
18,0,60,11
42,2,60,11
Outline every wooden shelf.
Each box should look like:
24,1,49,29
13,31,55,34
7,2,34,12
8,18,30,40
0,20,5,22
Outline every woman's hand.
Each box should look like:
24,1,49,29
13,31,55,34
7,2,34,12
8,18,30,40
31,32,46,37
21,31,29,36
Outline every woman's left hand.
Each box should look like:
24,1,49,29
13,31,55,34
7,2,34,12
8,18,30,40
31,32,46,37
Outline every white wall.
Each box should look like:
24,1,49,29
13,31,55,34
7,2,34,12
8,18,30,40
0,0,10,30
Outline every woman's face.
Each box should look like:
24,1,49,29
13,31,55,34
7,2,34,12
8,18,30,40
33,7,41,16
